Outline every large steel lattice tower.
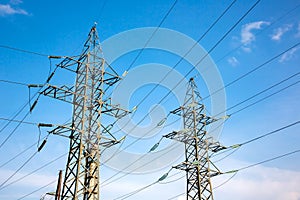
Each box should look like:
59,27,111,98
41,26,129,200
165,78,224,200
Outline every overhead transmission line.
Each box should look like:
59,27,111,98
115,0,260,149
101,71,300,187
113,0,237,133
111,38,300,160
16,179,57,200
100,1,275,183
107,0,242,161
100,0,239,184
202,40,300,101
110,0,178,93
0,134,49,190
93,0,179,144
100,58,300,190
112,146,300,200
102,109,299,188
215,2,300,64
0,64,59,149
0,45,49,57
0,152,67,191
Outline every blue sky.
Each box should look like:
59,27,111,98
0,0,300,199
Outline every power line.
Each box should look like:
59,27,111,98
118,0,260,151
101,139,182,187
202,41,300,101
0,117,37,125
0,135,49,189
0,152,67,191
212,120,299,165
112,168,174,200
102,69,298,187
239,120,300,146
227,72,299,113
0,79,28,86
125,0,178,72
103,73,299,187
16,179,57,200
103,0,251,178
113,0,237,134
0,111,32,149
0,151,38,189
230,80,300,116
236,148,300,171
0,66,58,149
0,139,39,168
0,44,49,57
215,2,300,64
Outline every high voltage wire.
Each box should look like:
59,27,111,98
0,151,38,189
113,0,237,134
87,0,179,143
202,41,300,101
0,139,40,168
112,40,300,163
214,71,300,117
101,1,299,184
16,179,57,200
0,153,67,191
215,2,300,65
0,45,49,57
0,66,58,149
0,134,49,190
100,71,299,187
0,79,28,86
101,68,299,186
101,115,299,188
112,147,300,200
230,80,300,116
101,0,245,174
110,0,178,93
125,0,178,72
212,120,300,161
111,0,260,157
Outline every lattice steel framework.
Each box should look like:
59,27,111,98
41,26,129,200
165,78,224,200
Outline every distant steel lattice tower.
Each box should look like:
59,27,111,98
41,26,129,200
165,78,225,200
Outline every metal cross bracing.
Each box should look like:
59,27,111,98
40,26,129,200
165,78,225,200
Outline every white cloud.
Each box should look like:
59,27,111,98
0,3,28,16
271,24,293,41
227,56,239,67
279,47,299,63
241,21,270,44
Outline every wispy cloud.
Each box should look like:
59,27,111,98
241,21,270,52
279,47,299,63
271,24,293,41
0,3,28,16
227,56,239,67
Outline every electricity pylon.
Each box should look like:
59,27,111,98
41,26,129,200
165,78,225,200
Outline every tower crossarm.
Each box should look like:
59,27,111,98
40,84,75,104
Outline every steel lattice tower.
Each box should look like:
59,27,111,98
41,26,129,200
165,78,224,200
